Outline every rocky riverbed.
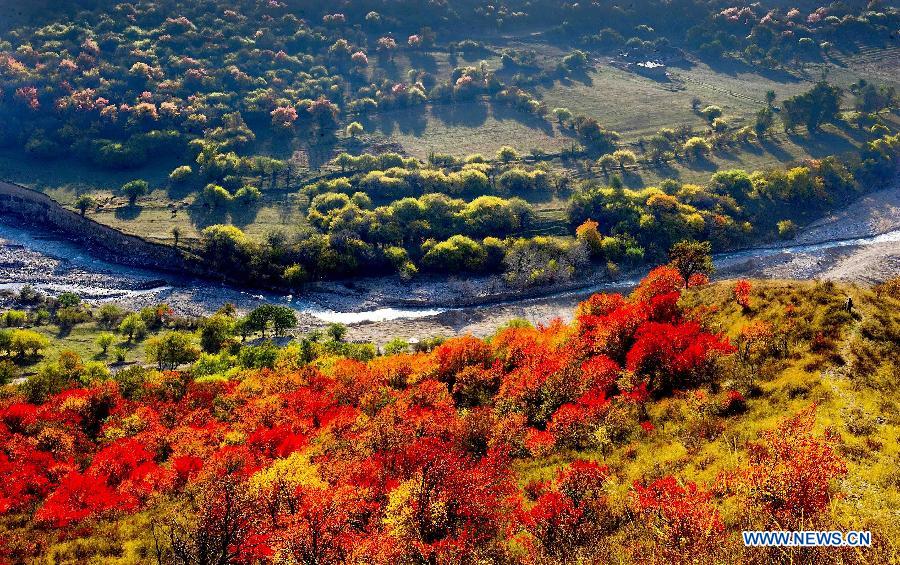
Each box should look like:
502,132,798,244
2,182,898,344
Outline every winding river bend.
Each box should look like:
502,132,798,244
1,184,899,338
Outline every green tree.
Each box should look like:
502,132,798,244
114,365,149,399
75,195,96,216
754,107,774,136
346,121,364,138
96,332,115,354
283,264,307,290
97,304,125,328
0,329,11,356
683,137,711,160
326,323,347,342
200,314,235,353
169,165,193,183
10,329,50,358
552,107,572,124
422,235,488,272
0,360,18,385
781,82,843,132
497,146,518,163
612,149,637,171
597,154,618,175
119,313,147,342
384,338,409,355
121,179,149,205
3,310,27,327
22,352,81,402
243,305,297,339
145,331,200,370
700,105,723,122
668,240,713,285
57,292,80,309
270,307,297,337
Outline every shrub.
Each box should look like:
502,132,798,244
740,407,847,528
169,165,193,183
776,219,797,239
733,280,752,310
683,137,711,160
145,331,200,370
631,476,724,560
3,310,27,327
9,329,50,357
96,333,114,354
700,105,723,122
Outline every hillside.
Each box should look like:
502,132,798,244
1,273,898,563
0,0,897,293
2,1,900,562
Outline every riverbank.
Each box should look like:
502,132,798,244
341,182,900,343
2,182,898,344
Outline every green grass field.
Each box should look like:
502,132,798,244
364,101,576,159
7,321,151,377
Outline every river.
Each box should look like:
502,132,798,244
2,185,899,341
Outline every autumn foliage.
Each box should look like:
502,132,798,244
733,279,753,310
631,476,724,561
0,269,850,562
740,405,847,528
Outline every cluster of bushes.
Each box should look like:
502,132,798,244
195,188,541,285
0,3,354,169
187,131,900,289
320,152,555,199
688,3,899,67
571,132,900,259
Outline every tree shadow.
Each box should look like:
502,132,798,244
682,157,718,172
566,68,594,87
409,52,438,73
230,203,261,228
431,101,490,128
666,58,695,71
375,58,401,80
114,204,141,221
831,122,870,144
715,148,742,162
491,104,554,136
188,204,228,230
649,161,682,180
166,181,197,201
305,137,339,170
697,55,745,77
700,55,804,83
394,108,429,136
622,171,646,188
371,107,430,138
792,129,857,158
759,137,794,162
371,112,398,137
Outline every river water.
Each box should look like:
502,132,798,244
1,218,899,326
